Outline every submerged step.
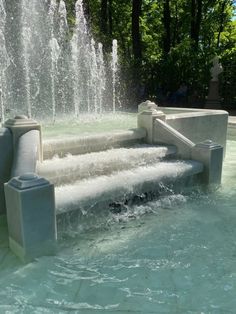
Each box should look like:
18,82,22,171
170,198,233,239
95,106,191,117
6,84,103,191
38,145,177,185
55,160,203,215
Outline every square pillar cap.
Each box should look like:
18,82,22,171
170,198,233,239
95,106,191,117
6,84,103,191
4,115,39,129
7,173,50,190
195,140,222,150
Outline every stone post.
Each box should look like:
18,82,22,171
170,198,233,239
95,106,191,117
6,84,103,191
4,173,56,262
191,140,223,185
0,128,13,214
137,100,166,144
4,115,42,161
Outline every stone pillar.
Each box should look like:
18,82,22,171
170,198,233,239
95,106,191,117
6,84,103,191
138,101,166,144
4,173,56,262
0,128,13,214
191,140,223,185
4,115,42,161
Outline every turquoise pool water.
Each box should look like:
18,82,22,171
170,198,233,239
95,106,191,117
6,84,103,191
0,134,236,313
41,113,137,139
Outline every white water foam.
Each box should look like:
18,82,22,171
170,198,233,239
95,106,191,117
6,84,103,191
38,145,176,184
56,160,203,213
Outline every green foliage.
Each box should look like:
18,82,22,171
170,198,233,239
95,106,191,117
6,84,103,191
64,0,236,106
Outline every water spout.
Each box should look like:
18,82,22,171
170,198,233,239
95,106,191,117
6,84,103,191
111,39,118,113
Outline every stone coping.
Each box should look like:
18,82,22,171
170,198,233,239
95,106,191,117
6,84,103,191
160,106,227,118
228,116,236,128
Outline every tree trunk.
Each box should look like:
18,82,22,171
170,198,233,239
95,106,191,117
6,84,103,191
190,0,203,48
216,0,227,48
163,0,171,55
100,0,108,34
108,0,113,36
172,1,180,46
132,0,142,60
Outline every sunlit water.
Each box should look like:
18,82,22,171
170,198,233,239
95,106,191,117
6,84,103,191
41,113,137,139
0,132,236,313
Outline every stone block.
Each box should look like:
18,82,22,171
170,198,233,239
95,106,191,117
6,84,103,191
4,115,42,161
0,128,13,214
138,103,166,144
4,173,56,262
191,140,223,185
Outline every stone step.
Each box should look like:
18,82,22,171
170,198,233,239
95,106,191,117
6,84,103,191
42,128,146,159
38,144,177,186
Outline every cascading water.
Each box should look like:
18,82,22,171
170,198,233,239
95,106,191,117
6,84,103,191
1,0,120,122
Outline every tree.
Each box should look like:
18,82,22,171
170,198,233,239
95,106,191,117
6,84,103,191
190,0,203,49
64,0,236,106
100,0,113,36
132,0,142,60
163,0,171,55
100,0,108,34
216,0,230,48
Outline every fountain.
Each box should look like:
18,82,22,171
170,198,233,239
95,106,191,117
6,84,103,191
0,2,236,311
0,0,229,265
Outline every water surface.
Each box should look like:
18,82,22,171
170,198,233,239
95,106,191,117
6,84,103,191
0,137,236,314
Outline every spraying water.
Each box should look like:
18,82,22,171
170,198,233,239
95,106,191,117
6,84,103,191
49,0,60,122
20,0,49,118
0,0,9,122
21,0,32,117
71,0,90,116
90,39,98,113
111,39,118,113
97,43,106,114
57,0,69,115
58,0,68,41
1,0,120,121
